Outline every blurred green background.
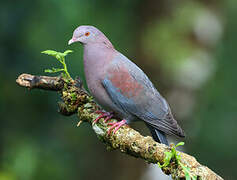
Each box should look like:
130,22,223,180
1,0,236,179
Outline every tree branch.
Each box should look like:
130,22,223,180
16,73,223,180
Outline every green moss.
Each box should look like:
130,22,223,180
70,92,77,101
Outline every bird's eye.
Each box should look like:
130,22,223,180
85,32,90,36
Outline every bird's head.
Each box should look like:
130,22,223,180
68,25,112,47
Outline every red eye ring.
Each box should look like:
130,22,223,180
85,32,90,36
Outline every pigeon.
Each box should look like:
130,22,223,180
68,25,185,145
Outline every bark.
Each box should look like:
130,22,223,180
16,73,223,180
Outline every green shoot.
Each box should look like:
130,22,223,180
41,50,73,79
158,142,197,180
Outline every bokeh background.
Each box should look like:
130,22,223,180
1,0,236,179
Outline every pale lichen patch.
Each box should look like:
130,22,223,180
92,124,105,137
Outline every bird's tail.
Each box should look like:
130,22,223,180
146,123,169,145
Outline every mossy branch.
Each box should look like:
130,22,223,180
16,73,223,180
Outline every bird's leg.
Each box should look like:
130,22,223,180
93,111,114,124
94,110,105,114
107,119,127,135
104,114,114,123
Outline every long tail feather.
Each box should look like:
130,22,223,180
146,123,169,145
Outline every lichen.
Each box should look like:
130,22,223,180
92,124,105,137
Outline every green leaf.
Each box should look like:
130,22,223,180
52,67,64,72
44,68,64,73
42,50,73,58
41,50,58,56
175,142,185,148
44,69,53,73
63,50,73,56
41,50,63,60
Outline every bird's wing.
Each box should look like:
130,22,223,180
102,53,184,137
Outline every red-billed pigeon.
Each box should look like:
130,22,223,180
68,25,185,145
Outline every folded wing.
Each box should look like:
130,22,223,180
102,53,185,137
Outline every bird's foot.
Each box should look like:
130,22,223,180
93,111,114,124
94,110,105,114
104,114,114,123
107,119,126,135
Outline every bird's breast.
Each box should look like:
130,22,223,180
83,45,118,111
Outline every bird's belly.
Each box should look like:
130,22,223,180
87,79,116,110
87,79,135,122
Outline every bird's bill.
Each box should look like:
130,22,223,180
68,38,75,45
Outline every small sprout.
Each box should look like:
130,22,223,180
158,151,173,168
158,142,197,180
41,50,73,79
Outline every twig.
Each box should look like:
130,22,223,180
16,73,224,180
16,73,63,91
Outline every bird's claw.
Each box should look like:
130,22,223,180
104,114,113,123
93,111,113,124
94,110,105,114
107,119,126,135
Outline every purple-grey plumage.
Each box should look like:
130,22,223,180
69,25,185,145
